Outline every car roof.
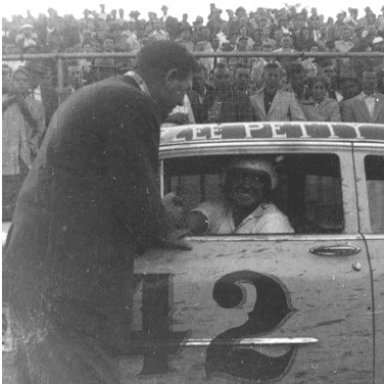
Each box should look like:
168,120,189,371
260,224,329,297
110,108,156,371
160,122,384,148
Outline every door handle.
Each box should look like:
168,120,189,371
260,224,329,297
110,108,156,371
309,244,361,257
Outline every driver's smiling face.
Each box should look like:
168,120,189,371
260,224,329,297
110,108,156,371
228,169,268,208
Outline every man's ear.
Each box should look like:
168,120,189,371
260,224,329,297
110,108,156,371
164,68,178,84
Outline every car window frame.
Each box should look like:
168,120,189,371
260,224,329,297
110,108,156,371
159,140,359,236
352,142,384,235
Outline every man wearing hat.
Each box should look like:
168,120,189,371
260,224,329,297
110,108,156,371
4,40,197,384
15,24,38,50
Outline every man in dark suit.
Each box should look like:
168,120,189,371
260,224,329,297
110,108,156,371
202,62,253,123
3,41,197,384
341,68,384,123
24,59,59,127
59,62,84,103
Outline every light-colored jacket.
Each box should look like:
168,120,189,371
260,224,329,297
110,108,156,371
300,97,341,122
341,92,384,123
250,89,306,121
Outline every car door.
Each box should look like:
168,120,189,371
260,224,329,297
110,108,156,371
122,142,374,384
353,144,384,384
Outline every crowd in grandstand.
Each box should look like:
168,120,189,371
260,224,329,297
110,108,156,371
2,4,384,220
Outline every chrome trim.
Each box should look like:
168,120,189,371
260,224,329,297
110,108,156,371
159,142,353,160
160,142,353,159
185,234,363,242
352,142,384,149
362,234,384,240
309,244,361,256
180,337,319,347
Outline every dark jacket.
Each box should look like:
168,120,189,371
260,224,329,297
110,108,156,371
202,87,253,123
3,75,166,352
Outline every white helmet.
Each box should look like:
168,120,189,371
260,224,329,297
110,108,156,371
226,157,278,190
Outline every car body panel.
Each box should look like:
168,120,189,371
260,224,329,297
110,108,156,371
125,236,373,383
2,122,383,384
119,123,382,383
353,145,384,384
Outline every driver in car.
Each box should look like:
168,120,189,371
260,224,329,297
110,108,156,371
186,157,294,235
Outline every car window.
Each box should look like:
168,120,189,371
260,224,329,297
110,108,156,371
164,153,344,234
365,155,384,233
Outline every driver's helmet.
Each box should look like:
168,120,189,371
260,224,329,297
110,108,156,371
226,157,278,190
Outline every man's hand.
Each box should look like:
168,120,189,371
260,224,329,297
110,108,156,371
162,192,186,227
164,112,189,125
157,228,192,250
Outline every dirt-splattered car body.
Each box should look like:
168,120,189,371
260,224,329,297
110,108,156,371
126,122,384,384
2,122,383,384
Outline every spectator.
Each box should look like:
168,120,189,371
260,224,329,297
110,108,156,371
250,62,306,121
341,68,384,123
317,60,342,101
24,59,59,126
295,26,316,51
339,66,360,103
60,62,84,102
203,62,252,122
377,68,384,94
188,63,210,123
335,25,355,52
102,34,116,52
287,62,308,99
2,63,13,94
90,57,118,83
176,28,195,52
234,64,251,95
300,76,341,121
272,28,283,49
149,19,170,41
2,67,45,220
250,42,276,91
124,21,141,53
196,35,214,75
274,33,296,71
15,24,38,51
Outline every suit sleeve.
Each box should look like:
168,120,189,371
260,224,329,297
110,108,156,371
289,94,306,121
237,93,253,122
103,99,167,249
340,99,354,122
249,96,261,121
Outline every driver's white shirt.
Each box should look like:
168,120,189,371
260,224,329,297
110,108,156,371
193,201,294,234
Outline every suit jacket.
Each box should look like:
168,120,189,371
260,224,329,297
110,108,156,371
341,92,384,123
202,88,253,123
3,75,166,352
250,89,306,121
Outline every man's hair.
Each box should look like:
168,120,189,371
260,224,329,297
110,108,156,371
214,62,228,71
287,62,305,78
263,62,281,72
136,40,198,79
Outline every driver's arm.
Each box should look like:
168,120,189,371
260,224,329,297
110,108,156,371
185,211,209,235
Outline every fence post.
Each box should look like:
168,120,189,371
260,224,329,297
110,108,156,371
57,55,65,104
